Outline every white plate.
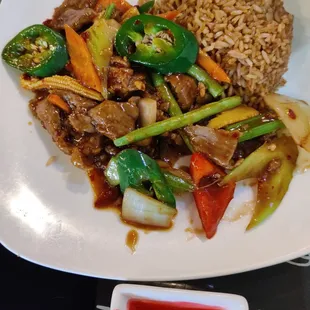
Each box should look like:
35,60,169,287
109,284,249,310
1,0,310,281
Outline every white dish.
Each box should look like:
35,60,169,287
110,284,249,310
1,0,310,281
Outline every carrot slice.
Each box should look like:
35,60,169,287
95,0,132,13
157,10,180,21
64,24,102,93
190,153,235,239
47,94,71,113
197,51,231,84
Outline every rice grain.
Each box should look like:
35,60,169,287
154,0,293,109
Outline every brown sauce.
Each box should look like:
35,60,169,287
126,229,139,253
87,168,121,209
122,218,174,232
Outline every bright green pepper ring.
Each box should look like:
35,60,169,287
2,24,68,77
115,15,199,74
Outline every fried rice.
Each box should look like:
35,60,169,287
154,0,294,110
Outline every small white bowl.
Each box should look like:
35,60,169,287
110,284,249,310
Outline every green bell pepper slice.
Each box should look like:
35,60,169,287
138,0,154,13
115,15,199,74
2,24,68,77
116,149,176,207
105,155,195,195
222,135,298,230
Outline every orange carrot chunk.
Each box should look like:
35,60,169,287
47,94,71,113
157,10,180,21
64,24,102,93
95,0,132,13
197,51,231,84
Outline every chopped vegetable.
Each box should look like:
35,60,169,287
122,188,177,228
84,18,120,98
104,157,119,186
64,24,102,93
208,105,259,129
47,94,71,113
197,51,231,84
114,96,242,147
104,3,116,19
152,73,182,116
137,97,157,145
190,153,236,239
157,10,180,21
116,149,176,207
162,169,195,194
138,98,157,127
20,75,104,101
187,64,224,98
225,114,264,131
138,0,154,14
121,7,140,23
115,15,199,74
2,24,68,77
95,0,132,13
222,136,298,230
264,93,310,152
239,119,285,143
151,72,193,151
105,155,194,193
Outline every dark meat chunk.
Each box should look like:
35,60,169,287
110,56,131,68
71,133,110,170
88,100,139,140
52,91,97,134
185,125,240,169
44,0,97,31
68,113,95,133
30,98,73,154
76,134,103,156
108,67,146,97
53,91,97,113
165,74,197,111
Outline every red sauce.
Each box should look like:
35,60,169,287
287,108,296,119
128,299,225,310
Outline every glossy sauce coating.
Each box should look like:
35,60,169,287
126,229,139,253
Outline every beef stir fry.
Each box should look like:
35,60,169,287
2,0,308,238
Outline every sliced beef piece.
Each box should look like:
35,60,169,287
108,67,146,98
68,113,95,133
88,100,139,140
52,91,98,134
185,125,240,169
110,56,131,68
76,134,103,156
53,91,97,113
44,0,97,31
29,98,73,154
71,133,111,170
165,74,197,111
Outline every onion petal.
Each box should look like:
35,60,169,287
122,188,177,228
264,93,310,152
